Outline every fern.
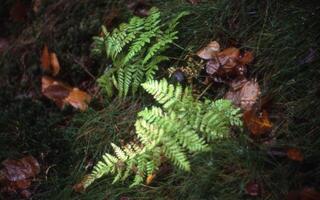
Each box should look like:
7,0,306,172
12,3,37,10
83,79,242,188
94,8,189,98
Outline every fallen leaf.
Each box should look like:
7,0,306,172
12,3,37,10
287,148,304,162
0,156,40,194
41,45,51,71
41,76,91,111
205,59,221,75
197,41,220,60
239,51,254,65
146,173,156,185
73,175,94,193
239,80,260,111
10,0,28,22
245,180,261,197
65,88,92,111
50,52,60,76
218,47,240,60
225,79,260,111
243,110,272,136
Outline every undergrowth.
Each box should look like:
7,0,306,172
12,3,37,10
0,0,319,199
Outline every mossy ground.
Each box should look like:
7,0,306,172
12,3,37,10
0,0,319,199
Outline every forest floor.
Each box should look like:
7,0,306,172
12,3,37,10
0,0,320,199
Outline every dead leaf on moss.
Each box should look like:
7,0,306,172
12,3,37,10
239,51,254,65
50,52,60,76
41,45,61,76
0,156,40,194
41,76,91,111
243,110,272,136
146,173,156,185
41,45,51,71
287,148,304,162
239,80,260,111
197,41,220,60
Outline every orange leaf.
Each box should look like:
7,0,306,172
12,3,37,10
146,173,156,185
287,148,304,162
65,88,91,111
239,51,254,65
218,47,240,59
50,52,60,76
243,110,272,136
41,45,51,71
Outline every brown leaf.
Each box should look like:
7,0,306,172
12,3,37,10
65,88,92,111
73,175,94,193
41,76,71,108
239,51,254,65
146,173,156,185
239,80,260,111
245,181,261,197
1,156,40,182
197,41,220,60
41,76,91,110
205,59,221,75
41,45,51,71
287,148,304,162
225,89,241,107
218,47,240,60
50,52,60,76
243,110,272,136
10,0,28,22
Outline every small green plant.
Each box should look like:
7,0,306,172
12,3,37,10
82,79,242,188
93,8,189,98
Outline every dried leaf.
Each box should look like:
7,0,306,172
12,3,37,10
243,110,272,136
225,89,241,107
50,52,60,76
41,76,71,108
41,76,91,110
205,59,221,75
73,175,94,193
287,148,304,162
218,47,240,60
1,156,40,182
41,45,51,71
0,156,40,193
239,80,260,111
146,174,156,185
239,51,254,65
65,88,92,111
197,41,220,60
10,0,28,22
245,181,261,197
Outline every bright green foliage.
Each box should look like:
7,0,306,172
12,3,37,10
94,8,189,98
85,79,242,188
